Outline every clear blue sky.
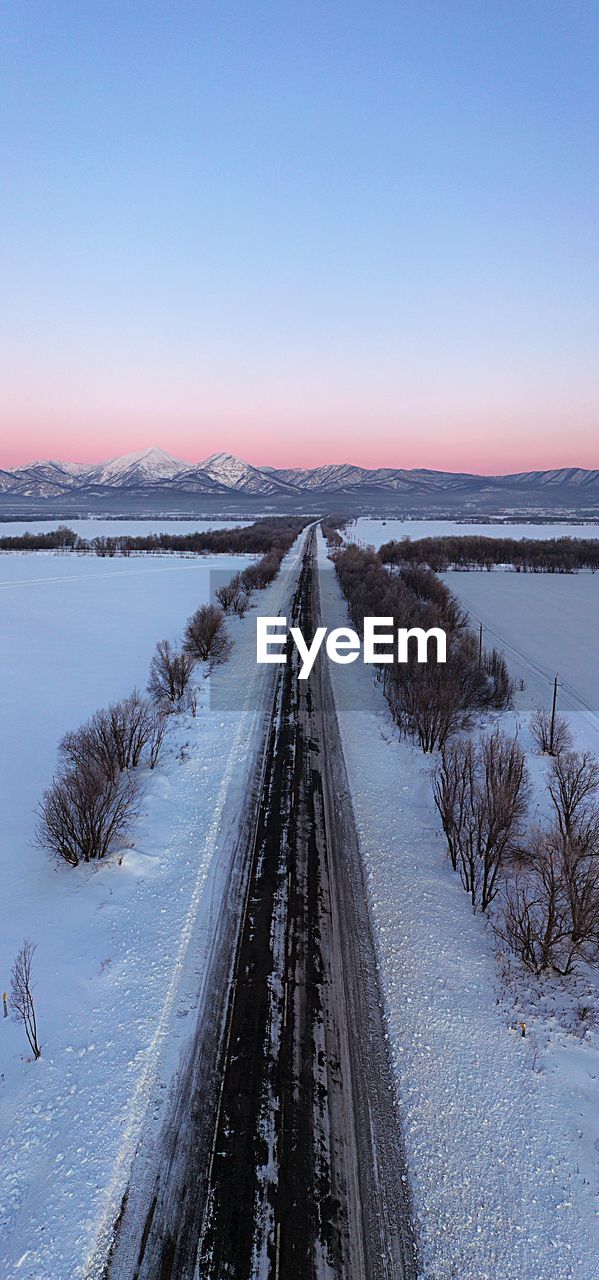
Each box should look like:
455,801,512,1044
1,1,597,470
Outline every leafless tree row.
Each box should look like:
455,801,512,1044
435,732,599,974
335,544,513,751
35,535,292,869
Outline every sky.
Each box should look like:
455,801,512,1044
1,1,598,473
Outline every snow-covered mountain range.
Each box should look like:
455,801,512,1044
1,447,598,498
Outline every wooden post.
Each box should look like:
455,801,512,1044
478,622,483,668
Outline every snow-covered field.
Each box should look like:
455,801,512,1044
0,517,251,539
347,517,599,550
444,572,599,745
318,532,598,1280
0,544,305,1278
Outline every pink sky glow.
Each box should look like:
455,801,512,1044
2,406,597,475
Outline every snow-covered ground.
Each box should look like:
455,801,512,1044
0,517,251,539
317,532,598,1280
0,539,306,1278
346,517,599,550
444,571,599,747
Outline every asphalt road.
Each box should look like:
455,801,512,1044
107,528,416,1280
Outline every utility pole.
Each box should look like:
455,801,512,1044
478,622,483,668
549,674,559,755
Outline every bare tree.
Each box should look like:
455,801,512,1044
530,707,572,757
11,940,41,1059
184,604,232,663
434,732,529,911
37,766,140,866
148,640,195,708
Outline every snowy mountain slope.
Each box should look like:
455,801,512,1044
83,447,187,488
198,452,298,494
505,467,599,489
8,462,78,497
0,468,18,492
3,449,599,497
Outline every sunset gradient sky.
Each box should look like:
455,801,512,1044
1,1,597,473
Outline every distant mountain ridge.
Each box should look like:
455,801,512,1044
1,446,598,499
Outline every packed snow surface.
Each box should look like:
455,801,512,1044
0,542,306,1278
347,517,599,550
317,533,598,1280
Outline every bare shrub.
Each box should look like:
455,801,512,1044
36,766,139,866
11,940,41,1059
482,648,514,709
59,692,159,781
148,640,195,708
434,732,529,911
184,604,232,663
530,707,572,756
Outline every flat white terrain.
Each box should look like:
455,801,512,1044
0,544,299,1278
347,517,599,550
444,571,599,747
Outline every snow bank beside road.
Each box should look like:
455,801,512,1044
317,532,597,1280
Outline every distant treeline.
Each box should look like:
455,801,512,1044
379,534,599,573
0,516,309,557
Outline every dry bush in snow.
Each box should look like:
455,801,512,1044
501,827,599,974
530,707,572,757
37,766,140,866
59,692,166,781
